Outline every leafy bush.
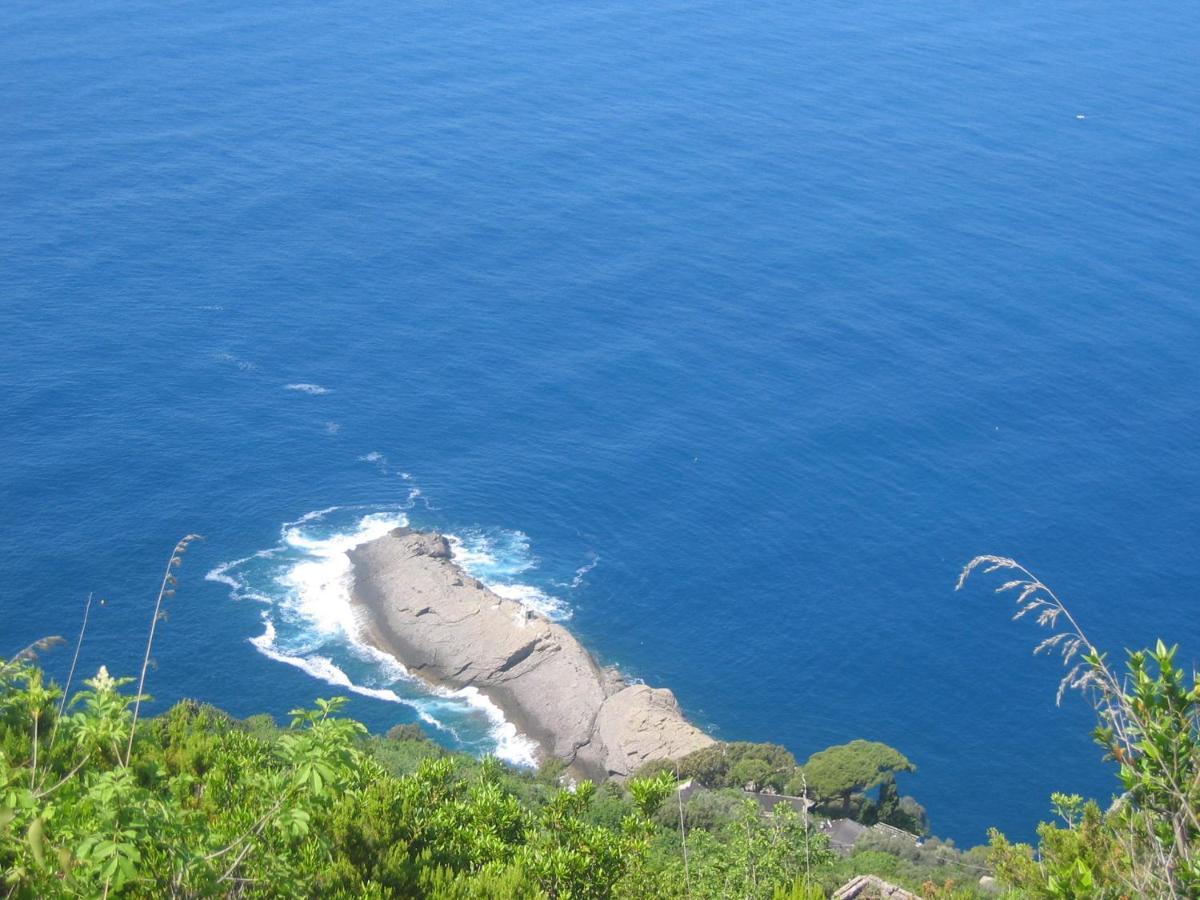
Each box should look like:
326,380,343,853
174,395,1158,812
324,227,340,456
0,654,676,897
386,722,431,742
651,787,746,833
961,556,1200,896
665,742,799,792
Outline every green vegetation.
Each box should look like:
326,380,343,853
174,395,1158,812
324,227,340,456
961,556,1200,898
640,741,799,792
0,656,671,897
794,740,915,817
2,542,1195,897
639,738,929,837
0,650,997,898
834,833,990,894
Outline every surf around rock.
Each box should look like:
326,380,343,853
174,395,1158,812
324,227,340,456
348,527,714,779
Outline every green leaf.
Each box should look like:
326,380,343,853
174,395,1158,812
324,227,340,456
27,816,46,866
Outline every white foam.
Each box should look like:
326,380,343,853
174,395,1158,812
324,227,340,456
447,531,570,621
216,353,257,371
215,508,540,768
569,554,600,589
446,532,533,576
251,621,404,705
490,582,567,620
450,686,540,767
251,616,536,765
285,383,331,395
289,506,341,526
358,451,389,473
206,546,281,603
277,513,405,635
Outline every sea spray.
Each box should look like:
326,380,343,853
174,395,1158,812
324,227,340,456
206,507,541,766
446,529,572,620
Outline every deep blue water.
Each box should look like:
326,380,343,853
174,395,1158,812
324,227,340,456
3,0,1199,845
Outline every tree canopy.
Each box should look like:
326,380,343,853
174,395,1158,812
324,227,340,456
795,740,915,809
661,742,799,793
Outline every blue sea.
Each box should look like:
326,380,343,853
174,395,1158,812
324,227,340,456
3,0,1198,845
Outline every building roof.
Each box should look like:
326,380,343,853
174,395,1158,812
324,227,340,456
821,817,868,852
674,781,814,817
831,874,923,899
750,789,814,816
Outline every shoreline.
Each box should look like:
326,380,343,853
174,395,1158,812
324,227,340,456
351,596,560,762
347,526,714,779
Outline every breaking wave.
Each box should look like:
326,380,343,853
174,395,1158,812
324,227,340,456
285,382,331,395
206,506,541,766
446,528,572,620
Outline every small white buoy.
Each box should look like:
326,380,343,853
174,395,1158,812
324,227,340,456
1076,114,1086,120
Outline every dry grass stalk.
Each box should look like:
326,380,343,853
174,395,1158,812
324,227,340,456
958,555,1198,898
124,534,203,767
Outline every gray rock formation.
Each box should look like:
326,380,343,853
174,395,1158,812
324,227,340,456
348,527,714,779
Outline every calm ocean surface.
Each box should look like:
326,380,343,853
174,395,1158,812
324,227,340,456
3,0,1198,843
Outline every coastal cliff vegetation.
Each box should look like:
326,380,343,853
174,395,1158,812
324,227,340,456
0,655,975,898
0,544,1195,897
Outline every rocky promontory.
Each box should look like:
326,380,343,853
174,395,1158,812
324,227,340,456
347,527,714,779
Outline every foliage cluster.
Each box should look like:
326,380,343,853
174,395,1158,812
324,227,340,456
644,739,926,836
961,556,1200,898
833,833,991,898
637,741,799,793
0,655,680,898
13,542,1195,898
0,649,890,898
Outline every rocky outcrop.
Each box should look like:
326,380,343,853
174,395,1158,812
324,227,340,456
832,875,923,899
347,527,714,779
594,683,716,776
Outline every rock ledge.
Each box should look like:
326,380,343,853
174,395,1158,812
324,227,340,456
348,527,714,778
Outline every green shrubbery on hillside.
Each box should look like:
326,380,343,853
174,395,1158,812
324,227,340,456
960,556,1200,898
2,546,1194,897
0,651,994,898
0,656,672,897
639,738,929,837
